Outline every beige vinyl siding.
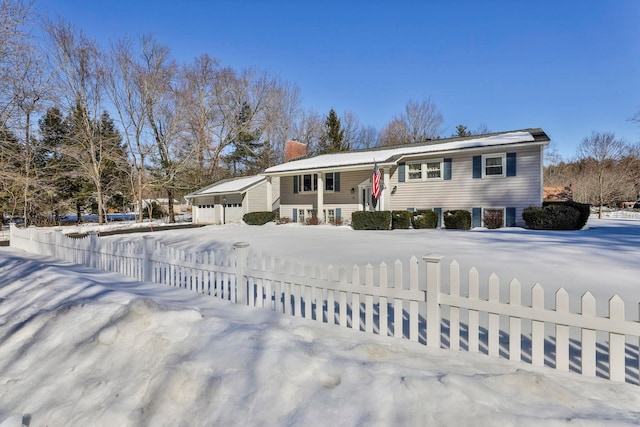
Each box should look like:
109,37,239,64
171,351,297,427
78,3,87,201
388,146,542,225
280,171,369,205
280,171,370,223
245,181,266,213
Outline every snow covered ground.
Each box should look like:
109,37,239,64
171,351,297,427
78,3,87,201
1,218,640,425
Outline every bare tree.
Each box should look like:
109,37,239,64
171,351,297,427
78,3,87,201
379,118,411,146
292,109,324,155
46,19,122,225
260,78,301,166
107,37,157,221
137,34,187,223
179,53,219,187
403,97,443,142
575,131,630,218
0,0,32,126
7,42,53,225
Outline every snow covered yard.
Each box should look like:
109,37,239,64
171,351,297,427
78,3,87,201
1,218,640,425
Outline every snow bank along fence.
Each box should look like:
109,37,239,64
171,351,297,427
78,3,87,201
10,224,640,385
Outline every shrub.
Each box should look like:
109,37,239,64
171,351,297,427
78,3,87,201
411,210,438,229
352,211,391,230
483,210,503,229
275,217,291,224
522,204,581,230
543,201,590,230
391,210,412,229
243,211,275,225
443,210,471,230
305,216,319,225
331,217,344,226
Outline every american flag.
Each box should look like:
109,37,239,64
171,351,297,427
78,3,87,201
372,161,381,205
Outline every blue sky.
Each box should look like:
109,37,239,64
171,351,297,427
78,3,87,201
37,0,640,160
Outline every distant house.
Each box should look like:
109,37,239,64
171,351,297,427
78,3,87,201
134,198,185,215
185,175,280,224
262,129,550,227
543,185,573,202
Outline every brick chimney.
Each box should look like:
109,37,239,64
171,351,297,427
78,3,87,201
285,140,307,162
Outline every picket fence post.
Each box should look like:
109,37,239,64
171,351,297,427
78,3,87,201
423,254,444,348
233,242,250,305
143,235,154,282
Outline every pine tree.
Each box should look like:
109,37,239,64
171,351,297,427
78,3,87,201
454,125,472,137
226,101,262,176
318,108,349,154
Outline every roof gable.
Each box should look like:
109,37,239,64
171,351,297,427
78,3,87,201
187,175,266,198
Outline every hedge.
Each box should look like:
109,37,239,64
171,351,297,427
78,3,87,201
443,210,471,230
522,204,583,230
411,210,438,229
243,211,275,225
352,211,392,230
543,201,590,230
391,210,413,229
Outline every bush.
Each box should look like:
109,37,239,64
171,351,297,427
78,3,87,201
331,217,344,226
352,211,391,230
243,211,275,225
522,204,581,230
443,210,471,230
543,201,590,230
411,210,438,229
305,216,319,225
275,217,291,224
391,210,412,229
483,210,503,229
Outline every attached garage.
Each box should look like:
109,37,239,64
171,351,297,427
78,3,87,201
185,175,280,225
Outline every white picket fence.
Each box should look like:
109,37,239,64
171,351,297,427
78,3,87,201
9,224,640,385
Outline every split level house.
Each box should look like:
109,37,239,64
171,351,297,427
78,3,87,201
261,128,550,228
187,128,550,227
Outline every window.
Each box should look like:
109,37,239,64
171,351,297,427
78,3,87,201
295,174,318,192
408,162,422,180
426,161,442,179
298,209,305,223
326,209,335,223
325,173,335,191
406,159,443,181
483,154,505,177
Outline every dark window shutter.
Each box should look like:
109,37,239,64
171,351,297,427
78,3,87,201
472,207,482,227
398,162,406,183
336,208,341,219
434,207,442,228
444,158,452,180
472,156,482,178
506,207,516,227
292,208,297,222
334,172,340,192
506,152,517,176
293,176,298,194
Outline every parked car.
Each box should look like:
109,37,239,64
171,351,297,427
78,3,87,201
633,201,640,209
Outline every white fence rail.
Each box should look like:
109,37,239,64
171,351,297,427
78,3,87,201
9,224,640,385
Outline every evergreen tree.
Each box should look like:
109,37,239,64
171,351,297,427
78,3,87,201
226,101,262,176
318,108,349,154
454,125,472,137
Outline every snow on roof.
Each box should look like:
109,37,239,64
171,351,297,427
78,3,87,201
187,175,265,197
265,130,544,174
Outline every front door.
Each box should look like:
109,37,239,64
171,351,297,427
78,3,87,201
358,181,375,212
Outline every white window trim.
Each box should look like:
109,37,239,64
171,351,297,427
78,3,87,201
324,172,336,192
406,159,444,181
406,161,424,181
297,174,318,193
482,153,506,178
425,158,444,180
